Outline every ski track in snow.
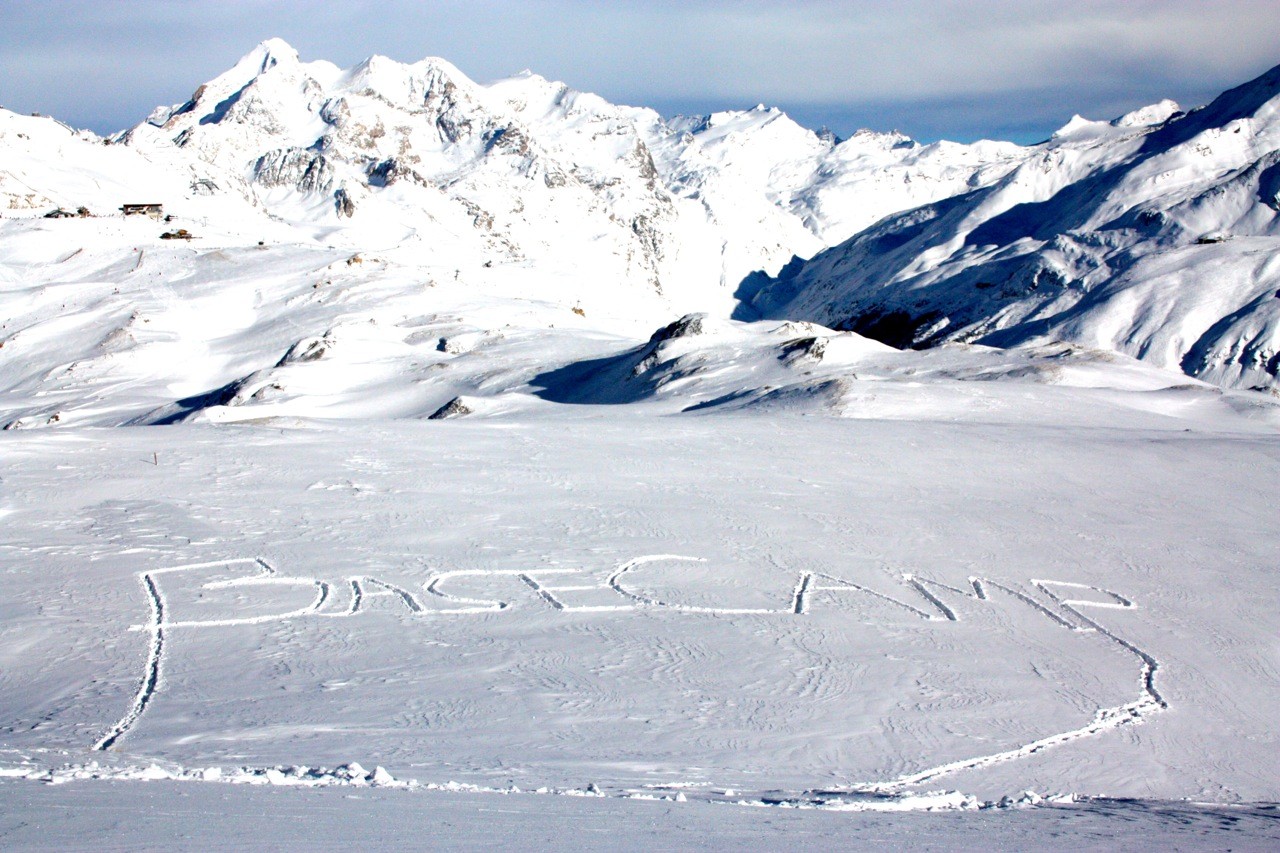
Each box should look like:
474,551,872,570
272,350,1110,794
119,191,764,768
79,553,1170,808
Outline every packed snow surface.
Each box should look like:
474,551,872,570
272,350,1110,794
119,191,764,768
3,779,1278,851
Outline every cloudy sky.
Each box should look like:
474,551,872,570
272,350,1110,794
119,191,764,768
2,1,1277,143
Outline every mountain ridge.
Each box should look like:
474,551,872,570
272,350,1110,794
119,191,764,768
2,41,1278,431
109,39,1029,305
744,60,1280,392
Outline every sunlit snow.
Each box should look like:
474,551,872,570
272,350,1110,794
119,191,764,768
2,39,1279,849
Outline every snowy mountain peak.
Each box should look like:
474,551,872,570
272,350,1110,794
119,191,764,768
1114,98,1181,128
1051,99,1183,142
251,37,301,71
209,37,309,96
1051,114,1107,139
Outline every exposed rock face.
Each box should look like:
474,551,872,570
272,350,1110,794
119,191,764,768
649,313,706,344
428,396,472,419
334,187,355,217
253,149,338,193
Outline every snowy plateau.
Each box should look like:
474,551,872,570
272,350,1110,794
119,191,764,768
1,39,1280,849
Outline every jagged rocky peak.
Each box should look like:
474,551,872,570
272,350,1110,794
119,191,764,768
124,40,499,189
188,38,320,115
98,39,1071,319
840,127,915,148
124,39,339,153
182,37,307,107
341,52,478,113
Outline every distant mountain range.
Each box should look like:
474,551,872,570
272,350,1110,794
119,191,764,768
1,40,1277,429
1,39,1026,310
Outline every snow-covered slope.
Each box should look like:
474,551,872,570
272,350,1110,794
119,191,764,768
0,109,267,230
744,64,1280,393
4,203,1273,431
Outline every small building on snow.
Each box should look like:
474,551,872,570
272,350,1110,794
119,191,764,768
120,203,163,218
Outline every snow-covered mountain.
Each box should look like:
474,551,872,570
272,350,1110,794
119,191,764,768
109,38,1022,310
744,65,1280,392
3,40,1280,431
0,39,1031,427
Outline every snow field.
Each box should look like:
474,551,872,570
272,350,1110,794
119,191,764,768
2,416,1278,808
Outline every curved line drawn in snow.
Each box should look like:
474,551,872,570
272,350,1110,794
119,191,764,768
99,558,288,750
607,554,799,614
840,579,1166,795
125,558,329,630
424,568,579,613
95,554,1166,796
94,573,165,751
99,558,304,750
